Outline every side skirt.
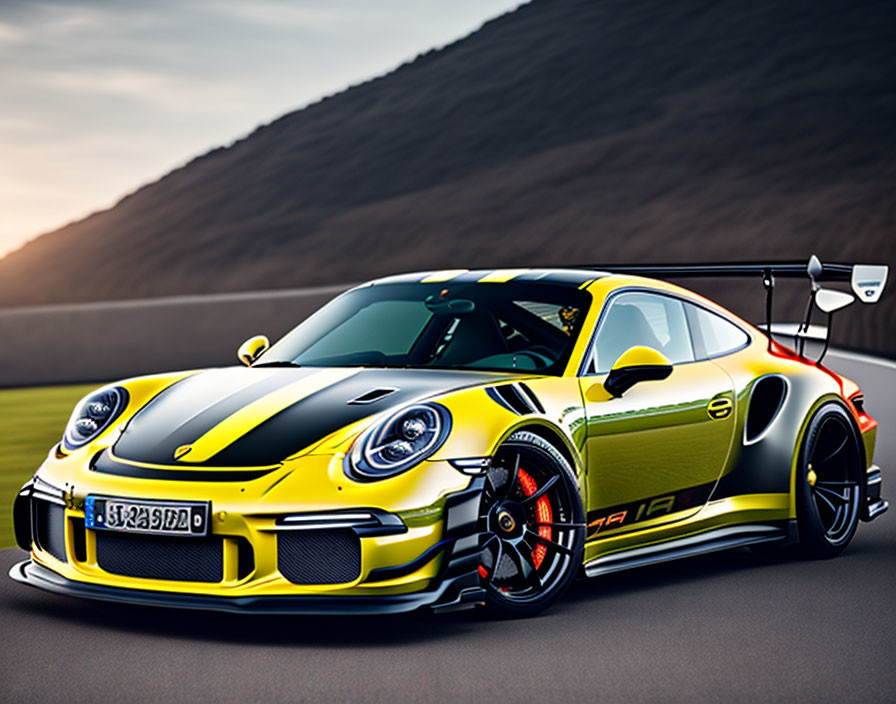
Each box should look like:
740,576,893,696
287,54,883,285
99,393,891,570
583,522,794,579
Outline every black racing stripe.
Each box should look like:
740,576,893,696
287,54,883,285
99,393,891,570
515,269,601,286
445,270,491,283
115,367,512,468
209,368,509,466
114,368,318,465
371,270,602,287
91,450,273,482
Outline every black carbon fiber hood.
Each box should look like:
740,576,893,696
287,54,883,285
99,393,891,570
113,366,511,467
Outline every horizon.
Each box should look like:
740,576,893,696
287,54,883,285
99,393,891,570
0,0,520,260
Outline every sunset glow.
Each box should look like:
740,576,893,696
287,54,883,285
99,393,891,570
0,0,519,259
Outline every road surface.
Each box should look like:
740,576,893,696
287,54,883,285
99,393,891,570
0,349,893,702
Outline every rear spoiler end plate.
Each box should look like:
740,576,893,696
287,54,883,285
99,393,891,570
851,265,888,303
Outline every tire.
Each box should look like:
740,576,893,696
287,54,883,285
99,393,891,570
792,402,864,559
478,430,585,617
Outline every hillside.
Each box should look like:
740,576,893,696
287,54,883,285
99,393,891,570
0,0,894,353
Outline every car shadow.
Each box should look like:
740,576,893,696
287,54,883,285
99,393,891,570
5,589,481,647
561,535,885,608
564,546,776,604
4,540,878,646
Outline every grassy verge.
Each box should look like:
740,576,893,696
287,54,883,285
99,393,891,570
0,384,98,549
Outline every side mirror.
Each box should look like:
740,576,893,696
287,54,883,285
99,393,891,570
815,289,855,314
237,335,270,366
604,346,673,398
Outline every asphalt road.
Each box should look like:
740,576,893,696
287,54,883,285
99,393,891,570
1,349,893,703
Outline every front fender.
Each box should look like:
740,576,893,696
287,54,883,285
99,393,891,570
429,379,585,469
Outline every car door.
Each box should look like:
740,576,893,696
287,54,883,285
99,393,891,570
578,290,736,539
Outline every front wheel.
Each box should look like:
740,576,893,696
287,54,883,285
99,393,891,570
478,431,585,617
793,402,864,558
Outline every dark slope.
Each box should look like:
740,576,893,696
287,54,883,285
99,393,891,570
0,0,894,352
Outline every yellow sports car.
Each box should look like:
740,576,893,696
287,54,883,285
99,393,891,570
9,259,889,617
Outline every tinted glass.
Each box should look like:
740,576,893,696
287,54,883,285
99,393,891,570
298,300,430,359
591,292,694,373
690,306,750,358
260,282,591,375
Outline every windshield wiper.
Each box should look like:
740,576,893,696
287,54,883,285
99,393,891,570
253,361,302,368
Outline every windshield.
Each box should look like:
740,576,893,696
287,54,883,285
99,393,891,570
260,281,591,375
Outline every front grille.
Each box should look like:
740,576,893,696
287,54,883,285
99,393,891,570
278,529,361,585
71,517,87,562
96,531,223,583
235,536,255,580
34,500,66,562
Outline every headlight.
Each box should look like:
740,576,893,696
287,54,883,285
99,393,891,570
348,403,451,480
63,386,128,450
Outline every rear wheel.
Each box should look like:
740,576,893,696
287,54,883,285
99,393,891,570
478,431,585,617
794,402,864,558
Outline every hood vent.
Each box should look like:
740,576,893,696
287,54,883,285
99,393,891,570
348,387,399,405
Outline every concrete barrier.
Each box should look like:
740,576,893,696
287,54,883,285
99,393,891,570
0,286,349,387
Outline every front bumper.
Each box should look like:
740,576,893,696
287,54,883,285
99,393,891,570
9,559,485,615
862,464,888,522
11,471,487,614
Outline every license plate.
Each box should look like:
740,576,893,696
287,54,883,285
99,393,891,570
85,496,209,537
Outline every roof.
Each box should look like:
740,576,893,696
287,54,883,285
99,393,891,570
368,268,607,287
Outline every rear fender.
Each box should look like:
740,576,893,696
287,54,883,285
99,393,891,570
709,354,844,514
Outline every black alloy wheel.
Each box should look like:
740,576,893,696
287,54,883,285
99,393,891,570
478,431,585,617
796,402,864,558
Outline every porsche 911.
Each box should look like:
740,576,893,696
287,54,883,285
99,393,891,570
10,258,889,616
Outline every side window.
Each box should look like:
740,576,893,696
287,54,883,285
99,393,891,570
590,292,694,373
687,305,750,359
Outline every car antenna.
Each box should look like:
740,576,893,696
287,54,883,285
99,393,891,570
761,267,774,352
794,255,823,358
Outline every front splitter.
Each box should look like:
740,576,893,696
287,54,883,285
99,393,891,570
9,559,485,615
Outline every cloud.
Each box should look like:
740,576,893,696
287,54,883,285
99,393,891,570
0,0,523,258
0,116,39,133
25,66,251,112
0,21,25,42
201,0,346,27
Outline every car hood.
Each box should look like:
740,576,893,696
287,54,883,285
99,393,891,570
113,366,514,467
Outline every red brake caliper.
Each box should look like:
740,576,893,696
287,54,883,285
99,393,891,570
518,468,553,568
480,467,554,579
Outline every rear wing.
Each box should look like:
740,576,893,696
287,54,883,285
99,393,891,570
589,261,888,303
576,257,888,363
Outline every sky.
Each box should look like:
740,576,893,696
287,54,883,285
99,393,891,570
0,0,521,259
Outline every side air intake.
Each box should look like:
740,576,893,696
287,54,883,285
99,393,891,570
486,383,544,415
33,500,66,562
745,376,788,444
